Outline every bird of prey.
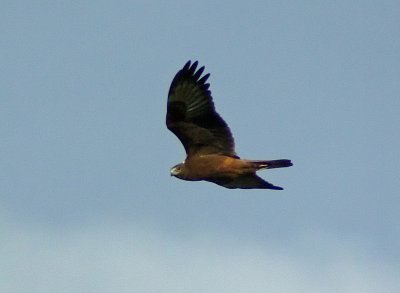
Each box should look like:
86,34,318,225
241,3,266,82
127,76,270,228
166,61,292,190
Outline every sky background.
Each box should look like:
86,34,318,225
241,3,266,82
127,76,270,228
1,1,399,292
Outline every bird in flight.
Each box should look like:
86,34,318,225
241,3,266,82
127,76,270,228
166,61,292,190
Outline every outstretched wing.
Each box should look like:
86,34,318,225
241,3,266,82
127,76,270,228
209,175,284,190
166,61,237,157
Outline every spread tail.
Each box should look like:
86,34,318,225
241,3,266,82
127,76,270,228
251,159,293,170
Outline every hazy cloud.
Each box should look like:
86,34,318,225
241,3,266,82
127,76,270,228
2,216,398,293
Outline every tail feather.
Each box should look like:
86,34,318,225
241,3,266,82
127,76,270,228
251,159,293,170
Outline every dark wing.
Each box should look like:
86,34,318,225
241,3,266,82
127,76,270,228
209,175,283,190
166,61,237,157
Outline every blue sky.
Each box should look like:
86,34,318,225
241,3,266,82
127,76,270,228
1,1,399,292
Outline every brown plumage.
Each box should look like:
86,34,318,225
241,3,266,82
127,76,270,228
167,61,292,190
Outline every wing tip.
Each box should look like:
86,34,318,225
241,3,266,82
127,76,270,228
183,60,191,70
269,185,284,190
184,60,198,73
180,60,210,85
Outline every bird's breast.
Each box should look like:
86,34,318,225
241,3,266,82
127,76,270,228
184,155,248,179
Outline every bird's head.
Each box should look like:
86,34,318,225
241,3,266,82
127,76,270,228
170,163,185,178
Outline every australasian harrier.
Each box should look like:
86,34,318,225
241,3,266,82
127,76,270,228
167,61,292,190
